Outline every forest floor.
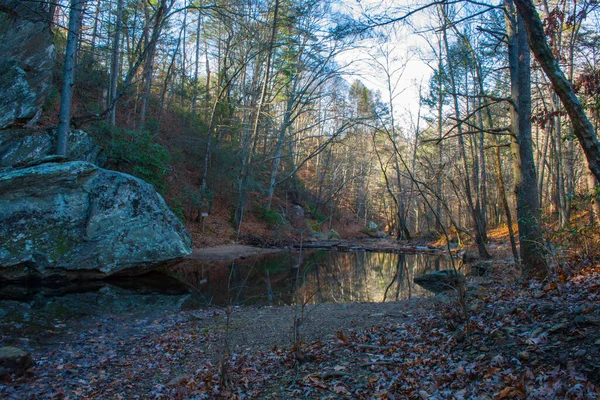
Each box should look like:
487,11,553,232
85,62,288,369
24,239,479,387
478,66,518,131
1,241,600,399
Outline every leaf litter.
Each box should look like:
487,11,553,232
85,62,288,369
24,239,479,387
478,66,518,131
1,264,599,399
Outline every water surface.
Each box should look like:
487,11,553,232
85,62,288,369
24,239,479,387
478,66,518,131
172,250,457,306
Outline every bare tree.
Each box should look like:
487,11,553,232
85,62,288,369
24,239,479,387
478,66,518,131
57,0,85,157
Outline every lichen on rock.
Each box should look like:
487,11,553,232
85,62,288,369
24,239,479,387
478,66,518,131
0,1,55,129
0,161,192,281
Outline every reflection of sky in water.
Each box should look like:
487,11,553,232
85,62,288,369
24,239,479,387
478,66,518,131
174,251,456,306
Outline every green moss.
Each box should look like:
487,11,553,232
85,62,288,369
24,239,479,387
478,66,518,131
49,233,73,261
307,219,321,233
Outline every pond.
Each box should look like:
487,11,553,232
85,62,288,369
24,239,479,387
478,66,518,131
172,250,458,307
0,250,459,339
0,250,460,310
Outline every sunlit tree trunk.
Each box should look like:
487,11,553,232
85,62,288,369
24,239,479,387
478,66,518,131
506,1,548,277
440,6,489,259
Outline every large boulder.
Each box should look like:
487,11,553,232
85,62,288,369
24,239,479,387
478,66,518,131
0,161,192,281
0,1,55,129
0,128,104,170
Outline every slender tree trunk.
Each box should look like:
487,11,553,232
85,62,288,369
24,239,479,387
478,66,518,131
495,145,520,261
436,40,444,233
156,24,183,135
267,85,295,210
506,1,548,277
440,8,489,259
138,0,169,131
236,0,280,230
89,0,101,52
108,0,123,126
191,11,202,120
57,0,84,157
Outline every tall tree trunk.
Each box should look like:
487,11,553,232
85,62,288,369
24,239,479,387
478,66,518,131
440,7,490,259
108,0,123,126
506,1,548,277
436,39,444,233
57,0,84,156
267,83,296,210
236,0,280,231
495,145,520,262
463,30,519,261
156,23,183,135
513,0,600,183
138,0,170,131
89,0,101,52
191,11,202,120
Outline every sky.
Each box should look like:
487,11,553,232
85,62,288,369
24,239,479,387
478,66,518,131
334,0,436,134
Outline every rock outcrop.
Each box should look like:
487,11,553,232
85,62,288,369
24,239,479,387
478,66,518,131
0,128,104,169
0,1,55,129
0,161,192,281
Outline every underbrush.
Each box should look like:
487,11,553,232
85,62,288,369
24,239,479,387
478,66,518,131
91,123,170,194
549,224,600,278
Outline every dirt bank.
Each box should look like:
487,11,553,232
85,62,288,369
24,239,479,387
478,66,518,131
190,245,283,261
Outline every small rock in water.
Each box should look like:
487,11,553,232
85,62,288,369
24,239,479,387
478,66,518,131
414,270,465,293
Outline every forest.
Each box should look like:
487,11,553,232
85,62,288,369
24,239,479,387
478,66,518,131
1,0,600,398
41,0,600,269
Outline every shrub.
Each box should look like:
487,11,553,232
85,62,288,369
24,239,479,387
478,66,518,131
169,197,185,222
305,200,327,224
181,186,213,221
257,206,287,227
93,124,170,193
307,219,322,233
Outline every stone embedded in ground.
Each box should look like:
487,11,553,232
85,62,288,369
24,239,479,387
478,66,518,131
0,161,192,281
414,270,466,293
0,346,33,376
178,294,203,311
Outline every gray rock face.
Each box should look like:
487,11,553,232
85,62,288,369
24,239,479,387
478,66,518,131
0,63,39,128
0,128,104,170
0,2,55,129
0,346,33,376
0,161,192,281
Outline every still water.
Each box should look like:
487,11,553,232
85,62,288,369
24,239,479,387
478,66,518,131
171,250,456,307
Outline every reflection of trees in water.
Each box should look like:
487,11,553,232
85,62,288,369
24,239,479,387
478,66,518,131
297,252,452,304
171,251,452,306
